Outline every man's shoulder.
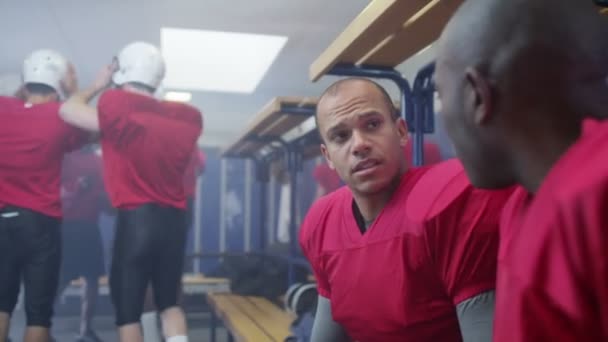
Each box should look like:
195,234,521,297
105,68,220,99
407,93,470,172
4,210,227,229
299,187,350,250
405,158,473,222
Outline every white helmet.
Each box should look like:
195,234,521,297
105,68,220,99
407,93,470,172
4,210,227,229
22,49,69,95
113,42,165,90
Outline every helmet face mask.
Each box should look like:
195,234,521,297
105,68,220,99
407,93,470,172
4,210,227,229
112,42,166,91
22,49,69,99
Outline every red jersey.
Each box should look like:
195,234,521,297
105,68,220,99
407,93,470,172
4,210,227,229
403,140,442,166
0,96,87,217
183,149,206,199
300,159,513,342
61,149,104,221
495,120,608,342
312,163,341,193
97,90,203,209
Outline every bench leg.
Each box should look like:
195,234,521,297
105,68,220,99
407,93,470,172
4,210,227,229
210,310,217,342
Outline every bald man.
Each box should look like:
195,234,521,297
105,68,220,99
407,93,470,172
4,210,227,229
300,77,514,342
435,0,608,340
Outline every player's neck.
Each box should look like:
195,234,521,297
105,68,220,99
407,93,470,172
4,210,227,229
25,94,56,105
123,85,154,98
352,171,403,222
512,127,580,193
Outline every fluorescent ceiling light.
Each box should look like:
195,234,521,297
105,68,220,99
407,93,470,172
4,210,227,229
164,91,192,102
161,27,288,93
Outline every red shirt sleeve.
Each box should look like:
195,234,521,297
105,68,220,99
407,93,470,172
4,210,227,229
429,186,514,304
49,100,89,152
299,200,332,298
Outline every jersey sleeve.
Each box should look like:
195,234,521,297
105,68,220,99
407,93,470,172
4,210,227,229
54,100,89,152
299,201,332,298
429,186,514,305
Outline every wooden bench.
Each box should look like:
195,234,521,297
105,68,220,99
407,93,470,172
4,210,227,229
207,293,295,342
221,96,319,160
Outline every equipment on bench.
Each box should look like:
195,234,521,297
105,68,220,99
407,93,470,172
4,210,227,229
209,253,287,300
284,283,318,342
285,283,317,315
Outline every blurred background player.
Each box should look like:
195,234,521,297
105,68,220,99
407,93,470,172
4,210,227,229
56,145,107,342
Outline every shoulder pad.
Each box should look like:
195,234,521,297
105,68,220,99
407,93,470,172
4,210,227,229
406,159,472,222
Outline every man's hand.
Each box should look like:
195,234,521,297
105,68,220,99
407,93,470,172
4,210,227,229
61,63,79,98
90,61,118,93
59,60,120,132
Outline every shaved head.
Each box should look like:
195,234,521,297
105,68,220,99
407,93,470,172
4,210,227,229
315,77,408,202
441,0,608,69
438,0,608,116
316,78,398,136
435,0,608,190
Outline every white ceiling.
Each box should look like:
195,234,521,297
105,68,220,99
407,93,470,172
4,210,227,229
0,0,436,147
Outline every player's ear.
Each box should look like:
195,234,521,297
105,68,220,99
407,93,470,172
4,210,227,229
464,67,494,126
320,144,336,170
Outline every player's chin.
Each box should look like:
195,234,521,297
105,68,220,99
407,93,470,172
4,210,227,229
353,177,393,196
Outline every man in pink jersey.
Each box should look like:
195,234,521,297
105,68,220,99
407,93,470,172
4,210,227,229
434,0,608,340
59,42,202,342
300,77,513,342
0,49,87,342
